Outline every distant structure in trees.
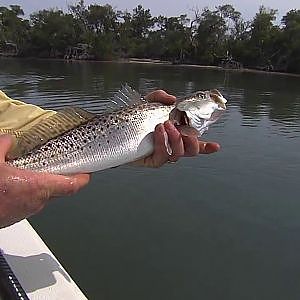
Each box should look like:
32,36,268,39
218,53,243,69
0,41,18,57
64,43,94,60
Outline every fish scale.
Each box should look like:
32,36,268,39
8,86,227,174
10,102,174,174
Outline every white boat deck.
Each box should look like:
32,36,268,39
0,220,87,300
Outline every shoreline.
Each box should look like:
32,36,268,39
1,56,300,78
122,58,300,78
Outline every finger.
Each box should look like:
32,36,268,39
70,173,91,190
176,125,199,137
146,124,170,167
0,135,14,162
164,121,184,162
198,141,220,154
145,90,176,105
36,172,91,198
182,135,199,156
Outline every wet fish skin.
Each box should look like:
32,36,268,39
9,88,227,174
10,102,174,174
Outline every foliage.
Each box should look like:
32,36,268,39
281,10,300,72
0,5,29,53
1,1,300,73
29,9,76,57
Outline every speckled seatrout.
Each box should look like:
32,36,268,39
8,85,227,174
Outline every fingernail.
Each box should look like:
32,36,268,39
163,129,172,155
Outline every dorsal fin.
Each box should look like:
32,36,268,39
114,84,143,105
104,84,144,112
8,107,96,159
68,85,144,114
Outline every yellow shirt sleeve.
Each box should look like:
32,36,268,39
0,90,56,133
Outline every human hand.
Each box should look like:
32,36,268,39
0,135,90,228
133,90,220,168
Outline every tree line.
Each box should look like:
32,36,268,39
0,1,300,73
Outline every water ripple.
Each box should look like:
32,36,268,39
1,66,300,140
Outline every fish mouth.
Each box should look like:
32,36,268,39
169,108,200,137
170,108,190,126
209,91,227,110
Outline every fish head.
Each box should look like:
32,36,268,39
170,89,227,136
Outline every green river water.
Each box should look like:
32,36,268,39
1,58,300,300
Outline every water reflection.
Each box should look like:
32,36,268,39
1,59,300,300
218,71,300,137
0,59,299,138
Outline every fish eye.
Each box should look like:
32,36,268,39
195,91,205,98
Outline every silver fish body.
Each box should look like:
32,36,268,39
9,88,227,174
10,103,173,174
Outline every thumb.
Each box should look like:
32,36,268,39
145,90,176,105
0,134,14,162
36,173,91,198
